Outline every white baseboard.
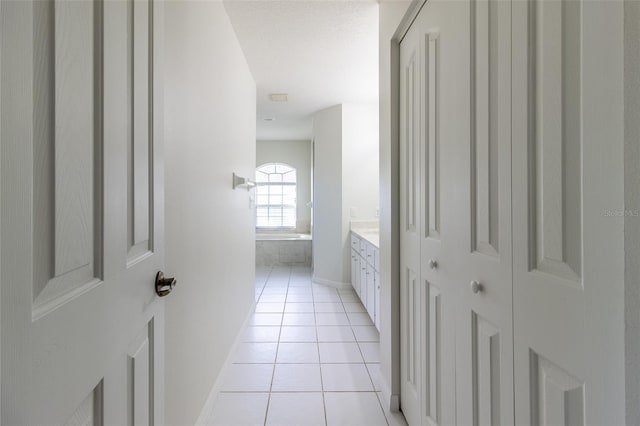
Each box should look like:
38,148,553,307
379,374,406,425
380,374,400,412
195,299,256,426
311,275,352,290
390,393,401,412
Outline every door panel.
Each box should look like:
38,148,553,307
416,3,464,425
470,0,501,258
1,0,165,423
455,0,513,424
401,267,421,423
129,0,154,263
425,282,441,425
529,352,584,426
32,0,103,319
424,32,440,241
400,2,464,424
471,314,502,426
400,22,421,424
128,321,154,426
512,0,625,424
531,0,582,283
399,0,624,424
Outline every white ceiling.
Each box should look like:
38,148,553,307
223,0,379,141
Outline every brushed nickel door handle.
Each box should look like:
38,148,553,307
156,271,177,297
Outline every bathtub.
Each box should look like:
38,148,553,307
256,233,312,241
256,232,312,266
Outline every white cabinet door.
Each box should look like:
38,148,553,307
1,1,166,423
454,0,514,423
374,271,381,331
512,2,625,424
351,249,359,293
351,234,360,252
359,254,367,307
366,263,375,322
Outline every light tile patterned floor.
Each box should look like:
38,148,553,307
207,266,403,426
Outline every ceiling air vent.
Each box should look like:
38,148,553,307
269,93,288,102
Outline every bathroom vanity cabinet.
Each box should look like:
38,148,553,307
350,231,380,331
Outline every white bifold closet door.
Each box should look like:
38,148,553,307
453,0,514,424
400,0,626,425
399,1,469,424
1,0,166,424
512,1,625,425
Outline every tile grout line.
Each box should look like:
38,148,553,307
250,267,390,426
338,285,390,426
263,266,290,426
309,274,329,426
254,265,271,303
242,267,386,425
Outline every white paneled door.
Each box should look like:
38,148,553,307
399,0,626,425
454,0,514,424
399,16,424,425
512,1,625,424
1,0,166,424
400,1,466,424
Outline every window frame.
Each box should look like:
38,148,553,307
255,162,297,230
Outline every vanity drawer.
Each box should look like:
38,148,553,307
366,243,376,265
374,248,380,271
351,234,360,251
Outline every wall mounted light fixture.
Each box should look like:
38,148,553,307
232,172,256,191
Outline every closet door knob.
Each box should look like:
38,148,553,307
470,280,483,294
428,259,438,270
470,280,484,294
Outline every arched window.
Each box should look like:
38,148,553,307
255,163,297,229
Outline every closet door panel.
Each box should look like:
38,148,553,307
419,22,446,426
399,22,423,426
512,1,625,424
456,0,513,424
416,2,465,424
400,1,477,424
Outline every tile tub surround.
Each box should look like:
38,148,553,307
256,235,312,267
206,266,407,426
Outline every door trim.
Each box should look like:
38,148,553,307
393,0,429,44
387,0,428,414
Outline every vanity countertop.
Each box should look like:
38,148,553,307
351,228,379,248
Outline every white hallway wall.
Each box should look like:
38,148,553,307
313,103,379,286
342,102,379,276
625,1,640,424
342,103,380,223
312,105,344,284
256,139,312,233
164,2,256,425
